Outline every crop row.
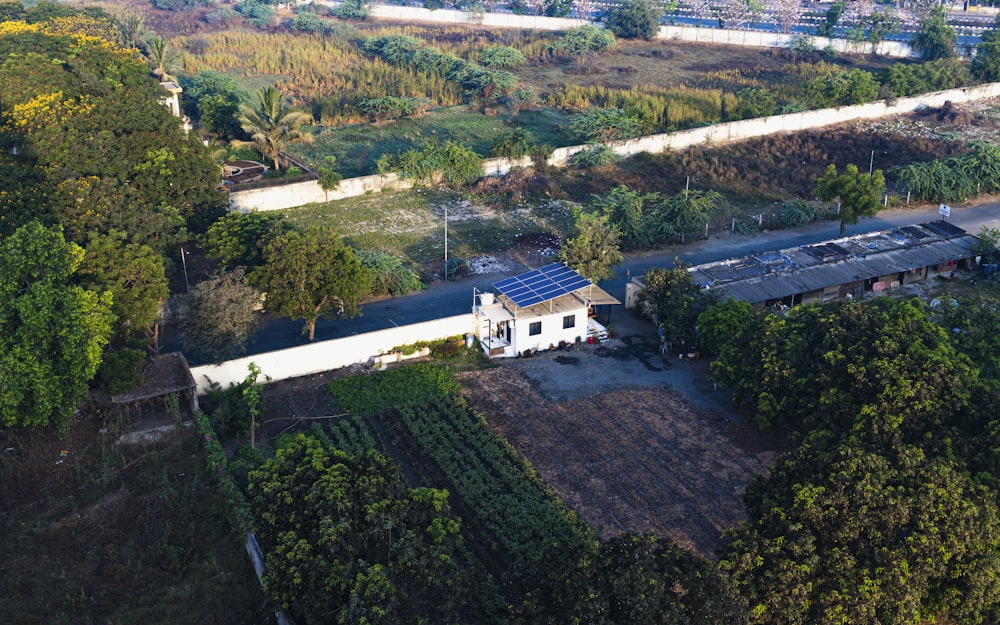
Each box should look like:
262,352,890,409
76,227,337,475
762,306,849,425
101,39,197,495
396,399,594,584
310,418,378,457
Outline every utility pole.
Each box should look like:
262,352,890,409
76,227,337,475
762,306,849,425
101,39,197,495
444,205,449,281
180,247,189,293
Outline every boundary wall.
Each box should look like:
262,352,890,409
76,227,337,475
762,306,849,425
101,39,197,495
229,82,1000,212
189,313,475,395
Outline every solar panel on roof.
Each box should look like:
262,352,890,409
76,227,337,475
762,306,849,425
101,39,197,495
493,263,593,308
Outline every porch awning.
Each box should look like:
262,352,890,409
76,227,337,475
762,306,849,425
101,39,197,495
478,303,514,322
575,284,620,306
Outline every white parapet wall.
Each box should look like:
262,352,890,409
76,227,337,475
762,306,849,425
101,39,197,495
189,313,475,394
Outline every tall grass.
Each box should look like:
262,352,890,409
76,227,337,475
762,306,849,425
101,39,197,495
544,84,738,131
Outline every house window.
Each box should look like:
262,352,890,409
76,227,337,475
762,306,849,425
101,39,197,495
563,315,575,329
529,321,542,336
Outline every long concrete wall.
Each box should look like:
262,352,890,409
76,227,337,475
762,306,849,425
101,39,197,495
188,313,475,394
230,82,1000,212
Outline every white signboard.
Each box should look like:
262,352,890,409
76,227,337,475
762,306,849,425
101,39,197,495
939,203,951,217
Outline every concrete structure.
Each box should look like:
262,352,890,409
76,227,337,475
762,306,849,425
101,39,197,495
159,80,192,135
474,263,619,357
229,82,1000,213
189,314,473,394
626,221,982,310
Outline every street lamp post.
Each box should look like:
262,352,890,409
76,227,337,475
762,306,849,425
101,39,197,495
444,205,449,281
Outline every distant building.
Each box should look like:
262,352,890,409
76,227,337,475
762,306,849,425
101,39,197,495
159,80,192,135
627,221,982,309
474,263,620,358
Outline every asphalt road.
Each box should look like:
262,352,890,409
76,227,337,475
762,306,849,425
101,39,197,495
165,199,1000,362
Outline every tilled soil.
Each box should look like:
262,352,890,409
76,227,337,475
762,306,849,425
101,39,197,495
457,367,783,558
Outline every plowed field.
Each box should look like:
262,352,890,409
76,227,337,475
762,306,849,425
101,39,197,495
458,368,781,558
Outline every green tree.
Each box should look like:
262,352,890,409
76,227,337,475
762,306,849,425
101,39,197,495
238,86,312,172
864,7,900,56
77,230,169,339
603,0,662,40
912,5,956,61
200,211,290,271
0,222,113,428
182,70,247,139
182,267,263,362
815,163,885,237
143,35,178,80
553,25,617,55
248,435,468,625
636,262,716,351
802,68,878,107
591,184,650,249
318,168,342,201
558,209,623,283
726,444,1000,625
973,15,1000,81
251,226,373,341
646,188,725,243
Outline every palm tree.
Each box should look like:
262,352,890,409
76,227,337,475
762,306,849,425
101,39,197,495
144,36,179,80
237,86,313,172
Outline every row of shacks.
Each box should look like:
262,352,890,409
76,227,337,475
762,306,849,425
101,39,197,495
627,221,984,310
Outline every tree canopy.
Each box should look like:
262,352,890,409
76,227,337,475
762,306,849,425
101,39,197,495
603,0,662,40
0,222,113,429
250,225,373,341
248,435,472,625
558,209,623,283
815,162,886,237
636,262,716,351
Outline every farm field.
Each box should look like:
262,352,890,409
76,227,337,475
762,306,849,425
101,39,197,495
457,367,783,557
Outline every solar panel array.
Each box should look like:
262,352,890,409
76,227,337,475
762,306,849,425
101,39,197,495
493,263,592,308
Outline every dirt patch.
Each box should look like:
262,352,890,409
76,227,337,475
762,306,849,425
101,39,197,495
457,367,786,558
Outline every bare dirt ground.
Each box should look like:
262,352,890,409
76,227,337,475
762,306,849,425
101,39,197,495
457,366,786,558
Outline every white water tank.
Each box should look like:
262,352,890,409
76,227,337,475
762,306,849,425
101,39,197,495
479,292,494,306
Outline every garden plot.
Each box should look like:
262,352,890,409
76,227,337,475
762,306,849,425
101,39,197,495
457,368,780,558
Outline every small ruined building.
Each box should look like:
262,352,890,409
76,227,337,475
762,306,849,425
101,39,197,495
222,160,269,185
474,263,620,358
627,221,982,310
158,80,192,135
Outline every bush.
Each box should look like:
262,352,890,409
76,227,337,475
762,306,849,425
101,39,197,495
573,144,620,168
327,362,461,416
603,0,661,40
569,107,645,142
96,348,145,395
803,68,878,107
478,45,527,68
881,58,970,97
490,127,533,158
779,198,822,228
332,0,368,19
789,34,815,56
553,25,617,56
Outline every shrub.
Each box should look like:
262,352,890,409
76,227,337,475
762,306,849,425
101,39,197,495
603,0,661,40
490,127,533,159
553,25,617,56
332,0,368,19
327,362,461,416
96,348,145,395
569,107,645,142
803,68,878,107
478,45,527,68
573,144,620,168
881,58,970,97
789,34,815,56
779,198,822,228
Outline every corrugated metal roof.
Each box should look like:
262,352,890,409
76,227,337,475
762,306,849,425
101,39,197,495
691,221,978,304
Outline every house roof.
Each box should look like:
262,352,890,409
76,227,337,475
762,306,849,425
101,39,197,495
493,263,593,308
689,221,978,304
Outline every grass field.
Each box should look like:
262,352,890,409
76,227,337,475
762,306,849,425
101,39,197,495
280,187,576,265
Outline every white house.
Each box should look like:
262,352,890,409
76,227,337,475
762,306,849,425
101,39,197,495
474,263,619,358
